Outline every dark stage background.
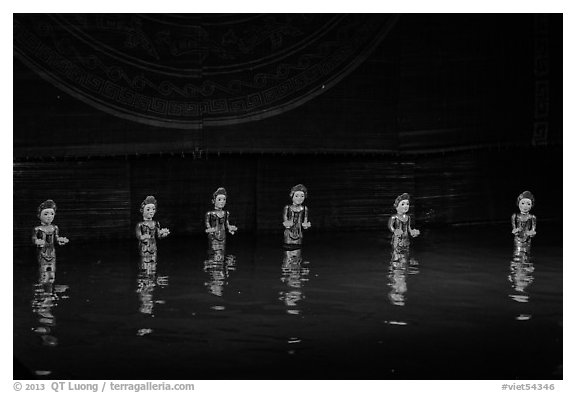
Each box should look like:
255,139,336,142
13,14,562,246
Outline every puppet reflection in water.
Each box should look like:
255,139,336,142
204,243,236,298
508,249,535,305
32,260,69,347
279,248,310,315
136,255,169,318
387,250,419,306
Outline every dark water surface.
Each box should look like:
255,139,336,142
13,226,562,379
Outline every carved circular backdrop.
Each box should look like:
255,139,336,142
14,14,398,129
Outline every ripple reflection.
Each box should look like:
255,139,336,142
508,248,534,307
387,250,419,306
32,260,69,346
136,255,169,318
204,244,236,300
279,248,310,315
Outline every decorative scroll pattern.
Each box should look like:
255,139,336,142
14,14,398,129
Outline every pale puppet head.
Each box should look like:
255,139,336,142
212,187,227,210
140,196,158,221
517,191,535,214
394,193,411,215
37,199,57,225
290,184,308,206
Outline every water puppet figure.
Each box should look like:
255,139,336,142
511,191,537,254
135,196,170,261
283,184,311,247
388,193,420,254
32,200,69,263
205,187,237,250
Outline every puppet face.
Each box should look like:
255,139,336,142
214,194,227,209
39,208,55,225
292,191,306,206
396,199,410,215
518,198,533,214
142,204,156,220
